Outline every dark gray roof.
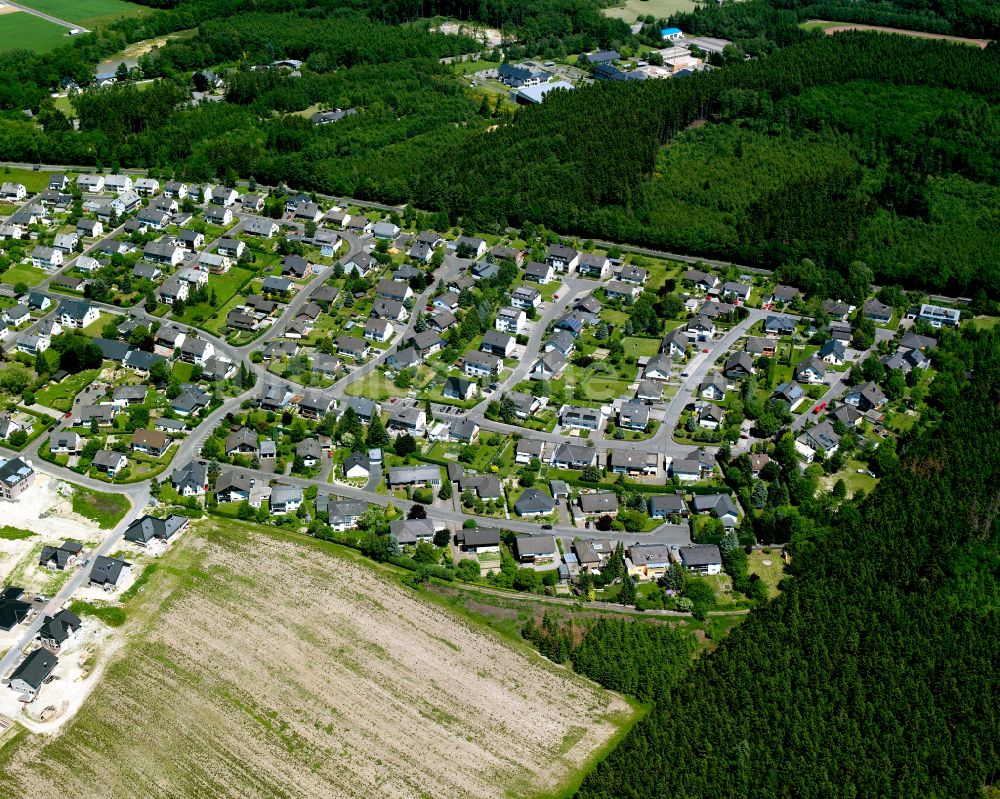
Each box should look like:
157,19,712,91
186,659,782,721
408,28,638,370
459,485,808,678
124,514,187,544
680,545,723,567
514,488,554,514
90,555,129,586
10,648,58,689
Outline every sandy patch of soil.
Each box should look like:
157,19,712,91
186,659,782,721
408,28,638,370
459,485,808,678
434,21,505,47
0,475,105,591
0,5,22,14
0,621,118,734
0,521,633,799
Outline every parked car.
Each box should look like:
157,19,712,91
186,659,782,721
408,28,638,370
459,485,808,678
813,402,827,414
542,523,553,530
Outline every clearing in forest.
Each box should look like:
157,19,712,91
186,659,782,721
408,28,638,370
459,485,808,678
0,518,635,799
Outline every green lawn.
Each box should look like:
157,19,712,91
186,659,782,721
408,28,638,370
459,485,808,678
746,550,786,599
0,13,69,55
71,486,131,528
171,266,255,333
2,262,48,288
35,368,101,412
621,336,660,359
0,525,35,540
0,166,54,193
15,0,145,28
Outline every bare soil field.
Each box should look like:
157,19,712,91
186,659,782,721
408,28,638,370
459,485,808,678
812,20,990,47
0,519,635,799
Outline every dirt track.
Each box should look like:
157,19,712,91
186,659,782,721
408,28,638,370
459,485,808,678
0,520,633,799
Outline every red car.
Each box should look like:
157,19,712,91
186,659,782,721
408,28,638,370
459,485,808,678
702,348,709,353
813,402,826,414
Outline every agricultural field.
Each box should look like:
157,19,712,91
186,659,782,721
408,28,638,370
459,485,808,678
602,0,696,23
0,11,69,55
0,519,635,799
14,0,145,28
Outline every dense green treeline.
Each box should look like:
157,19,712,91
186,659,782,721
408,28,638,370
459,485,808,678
573,329,1000,799
671,0,1000,41
571,620,698,703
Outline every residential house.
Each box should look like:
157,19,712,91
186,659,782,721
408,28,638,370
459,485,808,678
643,354,673,382
459,526,501,553
37,609,82,650
545,244,579,272
698,404,725,430
721,281,752,303
670,457,709,481
862,298,894,324
628,544,672,580
605,280,640,300
143,240,184,267
376,279,412,303
270,486,303,515
578,492,618,517
577,252,610,279
386,406,426,435
449,236,487,258
772,381,806,411
917,303,960,328
745,336,776,358
495,306,526,334
217,238,245,259
691,493,739,528
443,376,477,402
8,648,58,700
698,375,727,402
243,216,280,238
31,246,62,270
92,449,127,476
636,379,663,403
795,420,842,461
480,329,515,359
225,427,259,457
449,418,479,441
48,431,82,455
560,405,604,431
609,450,658,476
464,349,503,378
679,545,723,575
336,335,370,361
765,284,799,306
530,350,566,380
124,514,188,546
844,381,886,412
514,534,558,562
550,443,597,469
386,465,441,488
58,299,99,329
53,232,78,253
38,540,83,570
616,264,647,284
515,439,544,465
724,352,754,379
649,493,688,519
684,269,718,292
819,339,846,365
327,499,369,532
685,315,716,342
179,337,214,366
795,357,827,385
514,488,555,517
171,461,209,497
510,285,541,310
617,402,649,431
130,429,169,457
763,315,796,337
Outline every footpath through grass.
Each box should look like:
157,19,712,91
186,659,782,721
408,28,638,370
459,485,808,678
71,486,131,528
